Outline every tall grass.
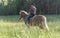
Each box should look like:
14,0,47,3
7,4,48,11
0,15,60,38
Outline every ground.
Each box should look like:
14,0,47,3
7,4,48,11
0,15,60,38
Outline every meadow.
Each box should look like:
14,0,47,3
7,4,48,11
0,15,60,38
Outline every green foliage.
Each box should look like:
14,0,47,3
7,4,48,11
0,0,20,15
0,15,60,38
0,0,60,15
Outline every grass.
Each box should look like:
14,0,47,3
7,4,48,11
0,15,60,38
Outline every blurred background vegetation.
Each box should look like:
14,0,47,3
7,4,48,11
0,0,60,15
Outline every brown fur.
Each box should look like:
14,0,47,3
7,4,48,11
19,10,49,31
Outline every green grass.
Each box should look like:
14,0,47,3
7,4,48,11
0,15,60,38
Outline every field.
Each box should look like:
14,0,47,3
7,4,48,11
0,15,60,38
